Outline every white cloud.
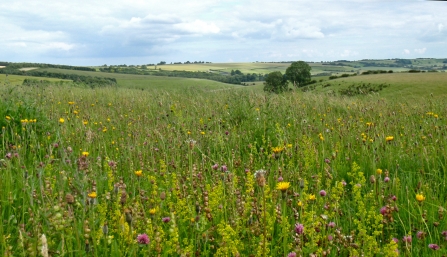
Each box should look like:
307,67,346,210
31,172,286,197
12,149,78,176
414,47,426,54
1,0,447,64
174,20,220,34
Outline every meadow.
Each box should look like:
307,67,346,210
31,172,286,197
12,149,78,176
1,69,447,256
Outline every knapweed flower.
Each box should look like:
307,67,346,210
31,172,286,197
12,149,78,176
386,136,394,142
220,165,228,172
135,170,143,177
319,190,327,197
162,217,171,223
276,181,290,192
376,168,383,175
59,118,65,124
416,193,426,202
88,192,97,198
137,234,150,245
294,223,304,234
328,222,336,228
428,244,440,250
384,177,390,183
212,164,219,170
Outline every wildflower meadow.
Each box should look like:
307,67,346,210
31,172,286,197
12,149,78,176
1,81,447,256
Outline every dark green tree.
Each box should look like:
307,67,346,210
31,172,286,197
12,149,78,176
285,61,311,87
263,71,288,93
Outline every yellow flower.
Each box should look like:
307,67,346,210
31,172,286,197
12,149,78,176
82,151,89,157
83,120,88,125
319,133,324,141
68,101,75,105
59,118,65,124
200,131,205,135
376,168,383,175
276,181,290,192
6,116,11,120
385,136,394,142
88,192,97,198
297,201,303,207
416,194,425,202
308,194,316,201
135,170,143,177
272,146,284,154
149,208,156,215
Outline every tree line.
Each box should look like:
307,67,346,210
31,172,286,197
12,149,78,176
0,68,117,88
0,62,96,71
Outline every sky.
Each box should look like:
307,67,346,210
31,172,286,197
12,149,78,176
1,0,446,66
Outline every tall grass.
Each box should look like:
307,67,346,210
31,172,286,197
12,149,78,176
1,82,446,256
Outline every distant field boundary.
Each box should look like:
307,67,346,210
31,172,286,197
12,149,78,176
19,67,38,71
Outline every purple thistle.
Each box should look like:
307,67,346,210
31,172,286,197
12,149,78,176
380,206,388,215
319,190,327,197
162,217,171,223
428,244,440,250
294,223,304,235
417,231,425,239
137,234,150,244
287,252,297,257
403,235,412,243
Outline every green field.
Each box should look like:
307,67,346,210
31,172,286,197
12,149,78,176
1,60,447,256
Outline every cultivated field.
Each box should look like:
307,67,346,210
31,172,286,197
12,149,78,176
1,64,447,256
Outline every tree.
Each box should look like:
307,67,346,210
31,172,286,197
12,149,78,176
263,71,288,93
285,61,311,87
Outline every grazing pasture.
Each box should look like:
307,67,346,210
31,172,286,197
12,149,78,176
1,68,447,256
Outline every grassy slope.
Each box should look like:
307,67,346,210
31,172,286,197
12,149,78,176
312,72,447,99
35,68,241,91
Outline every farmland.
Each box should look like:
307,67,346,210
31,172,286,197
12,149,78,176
1,59,447,256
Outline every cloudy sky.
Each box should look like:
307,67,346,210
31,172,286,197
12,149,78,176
1,0,446,66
